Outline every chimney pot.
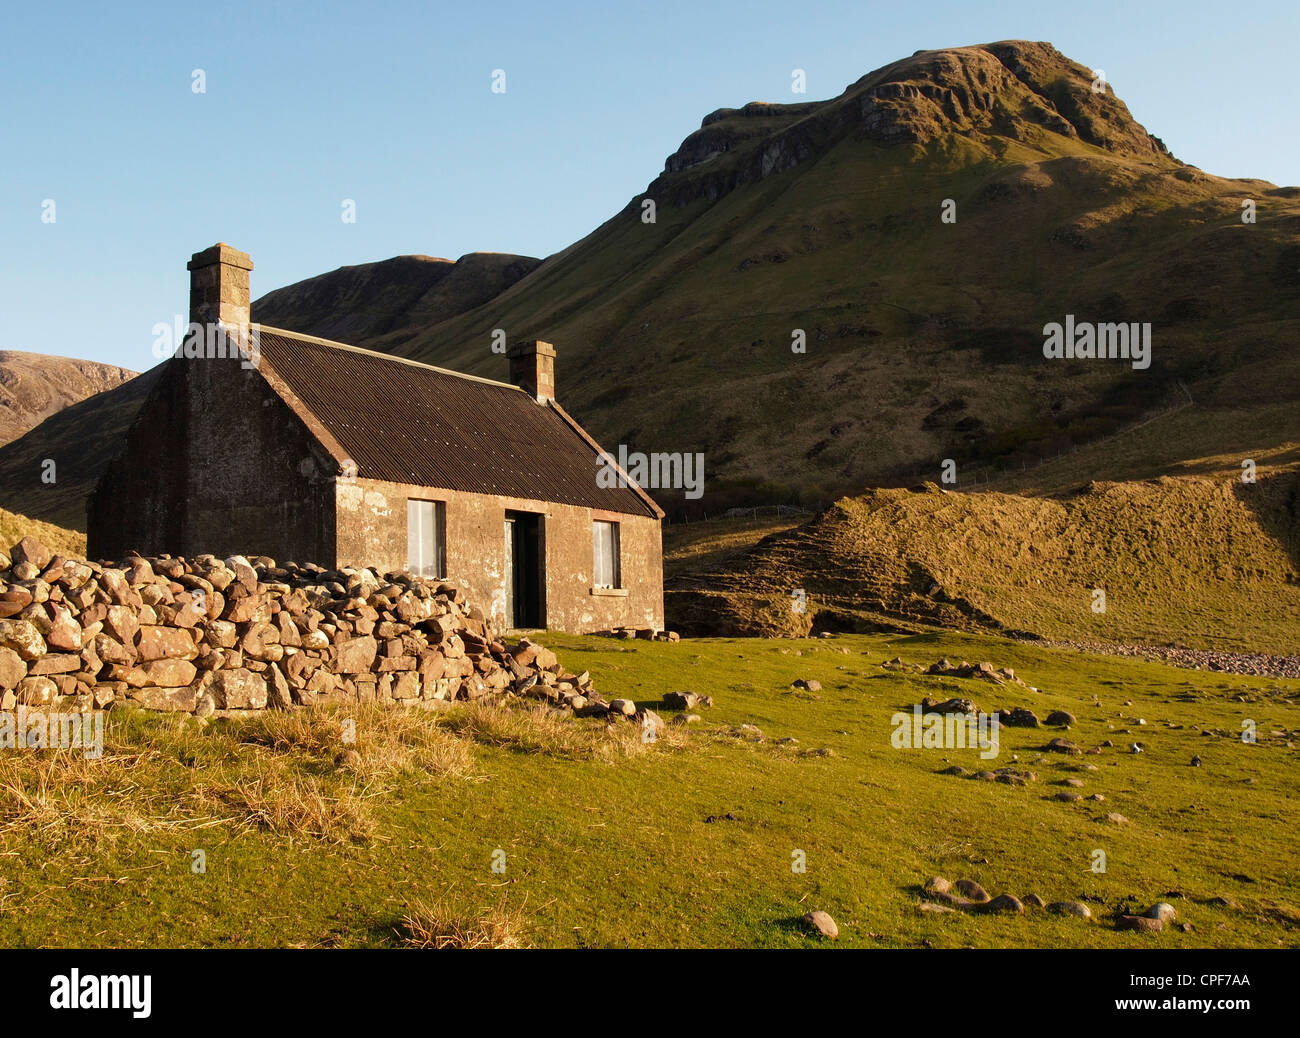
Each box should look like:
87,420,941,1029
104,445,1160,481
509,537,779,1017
187,243,253,331
507,340,557,402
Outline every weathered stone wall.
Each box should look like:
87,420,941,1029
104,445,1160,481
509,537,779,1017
87,353,338,564
182,353,337,561
335,478,664,634
0,536,615,718
87,358,189,560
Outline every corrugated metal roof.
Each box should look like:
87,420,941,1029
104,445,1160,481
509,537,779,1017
253,327,660,518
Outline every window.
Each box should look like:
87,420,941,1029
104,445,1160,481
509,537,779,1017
593,520,620,589
406,499,446,579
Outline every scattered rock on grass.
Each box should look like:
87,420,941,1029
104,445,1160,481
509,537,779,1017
954,879,990,903
1048,901,1092,920
1117,914,1163,933
801,910,838,939
1148,902,1177,923
981,894,1024,914
997,706,1040,728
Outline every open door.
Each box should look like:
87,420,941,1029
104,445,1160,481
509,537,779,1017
504,511,544,629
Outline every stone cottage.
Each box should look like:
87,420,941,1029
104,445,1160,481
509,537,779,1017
87,244,664,634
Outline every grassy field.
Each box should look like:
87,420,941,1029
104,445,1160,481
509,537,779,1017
2,629,1296,948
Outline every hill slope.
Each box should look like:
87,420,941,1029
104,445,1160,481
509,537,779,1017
252,251,542,345
0,351,135,448
370,40,1300,508
667,474,1300,655
0,504,84,558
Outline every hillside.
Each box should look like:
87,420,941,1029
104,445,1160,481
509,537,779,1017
0,365,163,532
0,504,84,558
373,40,1300,508
0,351,135,448
252,251,542,346
667,473,1300,656
3,39,1298,530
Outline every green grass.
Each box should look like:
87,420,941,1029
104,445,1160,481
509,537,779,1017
1,630,1296,948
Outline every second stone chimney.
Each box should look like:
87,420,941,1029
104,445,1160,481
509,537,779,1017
187,243,253,330
508,340,557,402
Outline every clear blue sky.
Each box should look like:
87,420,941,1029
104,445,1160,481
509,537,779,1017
3,0,1297,371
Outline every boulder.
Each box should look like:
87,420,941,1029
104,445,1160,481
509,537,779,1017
0,647,28,689
132,686,198,712
1048,901,1093,920
1148,902,1177,923
334,636,378,674
0,620,47,661
982,894,1024,915
954,879,990,903
210,668,269,710
136,626,197,662
11,536,52,571
1117,915,1163,933
801,910,838,940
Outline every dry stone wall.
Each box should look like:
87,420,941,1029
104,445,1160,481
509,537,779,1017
0,536,608,718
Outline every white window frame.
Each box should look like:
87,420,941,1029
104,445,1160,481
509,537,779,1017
593,519,621,589
406,499,446,579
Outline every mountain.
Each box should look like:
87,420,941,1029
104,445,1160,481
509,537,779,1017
0,366,163,532
0,351,135,448
253,251,542,345
369,40,1298,510
3,39,1298,532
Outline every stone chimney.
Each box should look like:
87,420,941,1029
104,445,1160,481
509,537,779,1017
508,340,557,402
187,243,253,330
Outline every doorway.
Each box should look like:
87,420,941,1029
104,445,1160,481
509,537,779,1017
504,511,544,629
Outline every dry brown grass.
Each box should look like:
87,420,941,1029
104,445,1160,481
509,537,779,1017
0,506,85,558
399,895,530,949
192,760,379,845
233,702,475,783
0,746,225,848
0,697,682,853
